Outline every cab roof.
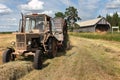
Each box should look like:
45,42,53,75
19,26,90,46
24,14,51,18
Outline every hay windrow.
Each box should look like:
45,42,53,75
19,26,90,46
0,61,33,80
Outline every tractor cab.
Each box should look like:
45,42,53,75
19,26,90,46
19,14,51,33
16,14,52,53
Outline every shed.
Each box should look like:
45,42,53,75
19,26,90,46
77,17,111,32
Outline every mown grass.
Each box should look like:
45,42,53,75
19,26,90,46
20,36,120,80
69,33,120,77
0,34,15,64
0,34,15,48
1,33,120,80
71,36,120,80
0,61,33,80
69,32,120,42
86,45,120,78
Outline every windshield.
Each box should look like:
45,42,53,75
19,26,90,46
25,16,44,32
52,18,63,32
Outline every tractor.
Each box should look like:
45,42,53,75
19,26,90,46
2,13,68,69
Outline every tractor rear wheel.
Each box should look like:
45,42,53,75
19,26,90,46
2,48,15,63
33,50,42,69
48,38,57,58
66,41,70,50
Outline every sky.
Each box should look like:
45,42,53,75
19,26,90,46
0,0,120,32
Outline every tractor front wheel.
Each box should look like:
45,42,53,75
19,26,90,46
2,48,15,63
33,50,43,69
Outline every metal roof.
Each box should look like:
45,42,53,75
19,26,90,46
77,18,102,27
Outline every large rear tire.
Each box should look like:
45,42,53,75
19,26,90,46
66,41,70,50
48,38,57,58
2,48,15,63
33,50,42,69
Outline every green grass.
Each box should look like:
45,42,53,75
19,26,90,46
0,32,13,34
69,32,120,42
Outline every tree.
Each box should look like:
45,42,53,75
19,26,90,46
65,6,81,31
112,12,119,26
55,12,65,18
97,15,102,18
106,14,112,25
106,12,120,26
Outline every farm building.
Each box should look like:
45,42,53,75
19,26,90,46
77,17,111,32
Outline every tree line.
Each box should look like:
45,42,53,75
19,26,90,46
55,6,120,31
106,12,120,28
54,6,80,31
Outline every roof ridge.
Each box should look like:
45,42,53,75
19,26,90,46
77,18,103,27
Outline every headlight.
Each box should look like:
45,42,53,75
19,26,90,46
11,41,15,46
28,41,31,45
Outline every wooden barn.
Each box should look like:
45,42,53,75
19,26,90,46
77,17,111,33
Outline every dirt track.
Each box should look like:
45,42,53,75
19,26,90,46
1,35,120,80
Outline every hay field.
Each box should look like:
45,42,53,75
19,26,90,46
0,34,15,64
0,34,120,80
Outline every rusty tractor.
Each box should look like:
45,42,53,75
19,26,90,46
2,13,69,69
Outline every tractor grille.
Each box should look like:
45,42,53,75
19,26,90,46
16,34,26,50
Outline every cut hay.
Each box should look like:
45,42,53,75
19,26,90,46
0,61,33,80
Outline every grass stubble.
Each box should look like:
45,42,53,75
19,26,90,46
20,36,120,80
0,34,120,80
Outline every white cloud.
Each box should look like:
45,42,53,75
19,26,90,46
42,10,53,15
19,0,56,16
106,0,120,9
108,12,120,17
78,0,101,20
101,0,120,18
20,0,44,11
0,3,12,15
0,17,16,21
59,0,71,6
0,14,18,25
